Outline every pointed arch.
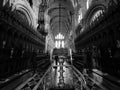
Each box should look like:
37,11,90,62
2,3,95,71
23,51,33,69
12,0,36,29
85,4,106,28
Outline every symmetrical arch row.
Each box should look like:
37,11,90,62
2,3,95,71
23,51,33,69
74,1,120,89
2,0,37,29
0,0,48,80
75,0,120,37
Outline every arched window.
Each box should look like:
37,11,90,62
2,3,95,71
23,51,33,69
61,41,65,48
78,9,83,23
55,33,65,48
90,9,105,25
92,10,104,22
86,0,92,9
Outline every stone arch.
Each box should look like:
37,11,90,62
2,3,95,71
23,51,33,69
85,4,106,27
12,0,36,29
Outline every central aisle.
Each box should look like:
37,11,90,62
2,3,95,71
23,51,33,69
51,58,73,88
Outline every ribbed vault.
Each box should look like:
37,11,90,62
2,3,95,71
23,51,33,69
47,0,74,40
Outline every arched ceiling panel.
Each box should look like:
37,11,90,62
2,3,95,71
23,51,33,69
12,0,36,28
51,20,69,33
46,0,74,40
51,21,69,33
50,16,70,26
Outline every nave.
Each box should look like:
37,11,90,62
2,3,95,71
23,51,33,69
11,56,87,90
0,0,120,90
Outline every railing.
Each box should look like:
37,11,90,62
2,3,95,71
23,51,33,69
15,73,37,90
85,69,120,90
33,66,52,90
71,66,87,90
84,73,107,90
15,63,120,90
14,65,51,90
0,69,31,89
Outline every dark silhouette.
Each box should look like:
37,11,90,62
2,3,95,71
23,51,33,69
55,55,59,65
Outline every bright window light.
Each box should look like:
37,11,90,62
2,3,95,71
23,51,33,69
55,33,64,40
55,40,65,48
92,10,104,22
87,0,90,9
55,33,65,48
61,41,65,48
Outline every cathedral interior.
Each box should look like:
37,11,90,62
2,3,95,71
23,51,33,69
0,0,120,90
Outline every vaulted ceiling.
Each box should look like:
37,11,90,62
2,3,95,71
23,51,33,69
47,0,75,39
6,0,90,42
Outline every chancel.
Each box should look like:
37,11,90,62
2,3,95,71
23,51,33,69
0,0,120,90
